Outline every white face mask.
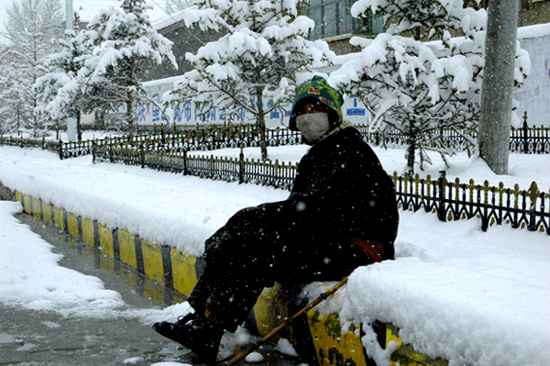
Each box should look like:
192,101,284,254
295,113,330,142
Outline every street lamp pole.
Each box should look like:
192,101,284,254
65,0,73,33
65,0,79,142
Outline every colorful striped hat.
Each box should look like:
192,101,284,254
289,76,344,131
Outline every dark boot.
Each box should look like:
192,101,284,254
176,316,224,363
153,314,224,363
152,312,197,343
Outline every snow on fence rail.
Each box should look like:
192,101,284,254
92,145,550,236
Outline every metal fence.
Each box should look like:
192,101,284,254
96,146,298,190
93,145,550,236
0,135,61,154
2,123,549,159
394,171,549,234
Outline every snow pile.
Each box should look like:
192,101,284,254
0,201,124,315
343,212,550,366
302,211,550,366
275,338,299,357
244,352,264,363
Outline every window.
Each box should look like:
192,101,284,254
307,0,384,40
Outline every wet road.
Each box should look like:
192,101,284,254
0,302,187,366
0,213,297,366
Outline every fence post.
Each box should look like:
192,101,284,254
239,144,245,184
437,170,447,222
183,150,188,176
212,129,217,150
140,143,145,169
522,111,529,154
92,140,96,163
528,181,539,231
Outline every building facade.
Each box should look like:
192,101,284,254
305,0,384,54
137,1,550,127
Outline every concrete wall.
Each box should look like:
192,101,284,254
515,25,550,126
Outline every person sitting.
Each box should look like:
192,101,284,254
152,76,399,363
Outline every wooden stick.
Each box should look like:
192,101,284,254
220,276,349,366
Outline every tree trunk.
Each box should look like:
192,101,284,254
478,0,519,175
406,140,416,174
255,88,268,160
127,89,134,140
77,113,82,142
406,119,416,174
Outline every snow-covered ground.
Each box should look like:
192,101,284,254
0,145,549,366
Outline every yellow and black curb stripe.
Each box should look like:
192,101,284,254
13,189,448,366
14,190,198,304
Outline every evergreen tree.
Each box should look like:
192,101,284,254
0,58,28,135
0,0,64,137
330,0,529,173
35,20,87,140
165,0,333,160
87,0,177,137
37,0,177,139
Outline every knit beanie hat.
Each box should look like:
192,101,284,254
289,76,344,131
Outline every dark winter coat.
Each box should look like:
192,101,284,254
271,125,399,261
190,126,399,331
287,126,398,259
203,126,398,269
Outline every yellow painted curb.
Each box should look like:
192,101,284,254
98,222,115,257
308,311,366,366
82,218,95,247
171,248,197,297
142,239,164,285
42,201,53,224
118,229,138,270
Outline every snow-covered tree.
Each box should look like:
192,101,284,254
0,63,29,134
165,0,334,160
330,0,529,173
38,0,177,138
35,25,87,140
0,0,64,137
0,57,28,135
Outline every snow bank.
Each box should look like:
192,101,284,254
0,201,124,315
343,212,550,366
0,147,287,257
302,209,550,366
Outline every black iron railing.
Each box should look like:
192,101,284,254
63,124,550,158
93,145,550,236
2,123,549,159
394,171,549,234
